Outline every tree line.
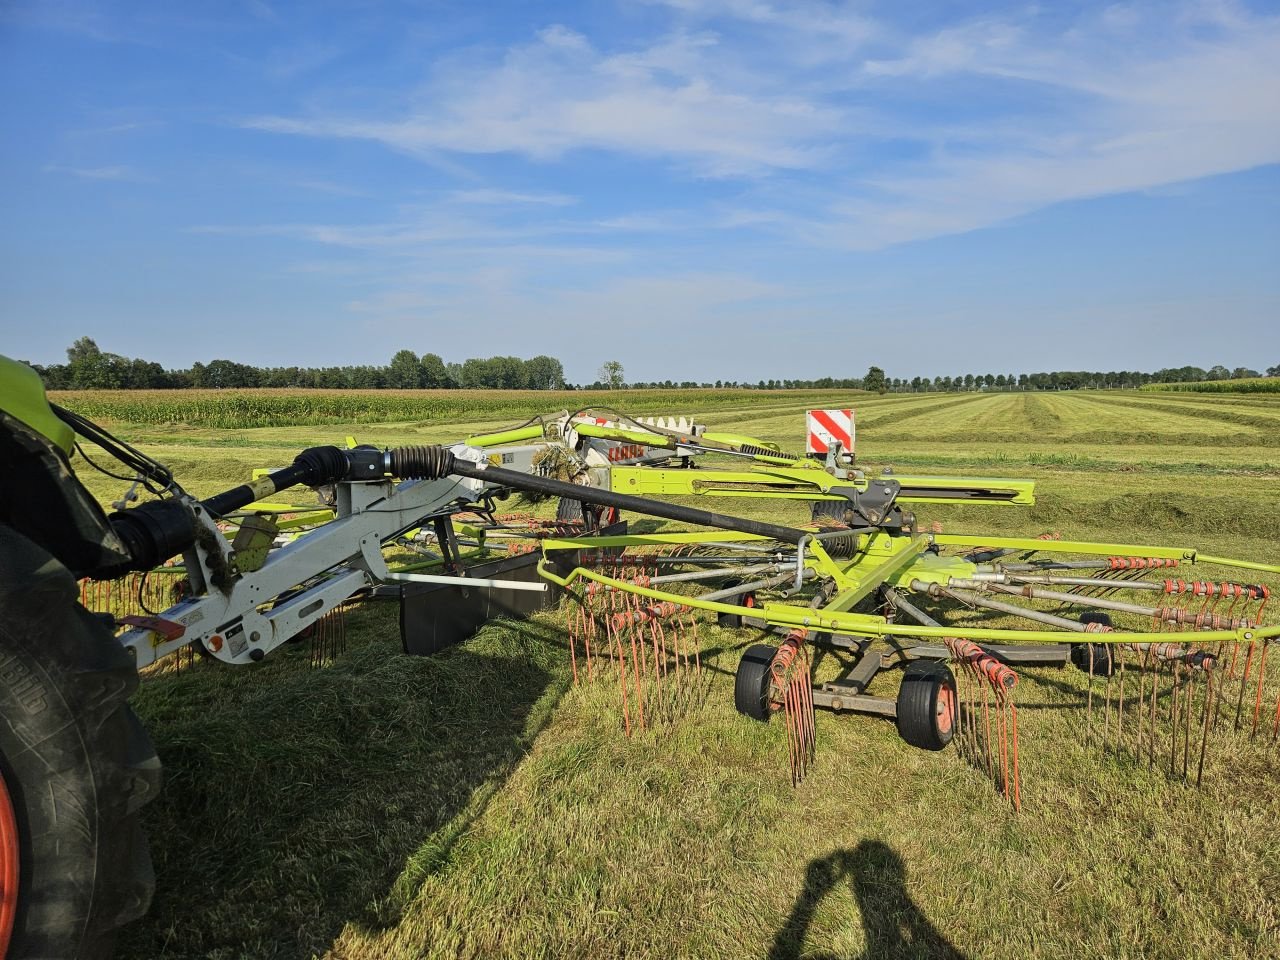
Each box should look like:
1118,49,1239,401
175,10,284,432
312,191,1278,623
21,338,1280,392
29,339,567,391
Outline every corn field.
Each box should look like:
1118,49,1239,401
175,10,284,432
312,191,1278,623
1141,378,1280,394
49,387,867,429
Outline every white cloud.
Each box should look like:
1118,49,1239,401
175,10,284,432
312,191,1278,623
239,0,1280,251
447,188,578,206
245,24,841,177
44,164,149,181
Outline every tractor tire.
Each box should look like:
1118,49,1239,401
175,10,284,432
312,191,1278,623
734,644,777,722
0,526,161,960
895,661,957,752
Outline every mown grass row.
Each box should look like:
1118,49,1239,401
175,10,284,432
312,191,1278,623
1142,378,1280,394
50,387,876,429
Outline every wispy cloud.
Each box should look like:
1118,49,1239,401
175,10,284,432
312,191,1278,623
44,164,149,182
244,24,840,177
447,188,577,206
240,1,1280,249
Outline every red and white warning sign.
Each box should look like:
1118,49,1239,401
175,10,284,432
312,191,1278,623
806,408,855,456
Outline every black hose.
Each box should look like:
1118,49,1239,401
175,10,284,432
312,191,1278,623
448,459,809,544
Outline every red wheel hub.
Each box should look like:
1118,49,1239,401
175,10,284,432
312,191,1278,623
0,770,19,959
936,683,956,735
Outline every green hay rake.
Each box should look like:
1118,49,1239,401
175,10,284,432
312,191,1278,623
71,406,1280,810
457,414,1280,809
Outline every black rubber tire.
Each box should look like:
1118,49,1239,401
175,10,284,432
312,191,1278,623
810,499,848,523
734,644,776,722
1071,612,1115,677
1070,643,1115,678
555,496,586,526
555,496,619,533
715,583,757,630
0,526,161,959
895,661,957,751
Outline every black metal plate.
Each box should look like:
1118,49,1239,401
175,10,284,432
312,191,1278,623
399,521,625,656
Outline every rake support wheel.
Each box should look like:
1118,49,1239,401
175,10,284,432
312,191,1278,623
896,661,957,752
734,643,777,722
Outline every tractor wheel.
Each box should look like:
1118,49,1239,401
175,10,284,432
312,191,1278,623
1071,612,1115,677
734,644,777,722
895,661,957,751
716,587,757,630
0,527,161,959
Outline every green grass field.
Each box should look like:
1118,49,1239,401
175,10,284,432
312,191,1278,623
59,388,1280,960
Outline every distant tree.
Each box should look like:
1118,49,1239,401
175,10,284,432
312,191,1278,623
66,336,101,365
995,374,1007,388
963,374,974,391
983,373,996,388
387,349,425,389
1207,364,1231,381
201,359,260,389
1267,364,1280,377
523,355,565,390
863,366,887,393
598,360,625,390
1232,367,1260,380
421,353,451,388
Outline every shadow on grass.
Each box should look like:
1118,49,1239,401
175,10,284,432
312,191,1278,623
119,609,568,960
768,841,967,960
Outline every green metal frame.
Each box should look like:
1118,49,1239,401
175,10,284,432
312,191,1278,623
537,529,1280,647
608,465,1036,506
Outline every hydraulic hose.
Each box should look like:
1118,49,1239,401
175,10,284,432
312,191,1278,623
446,457,809,545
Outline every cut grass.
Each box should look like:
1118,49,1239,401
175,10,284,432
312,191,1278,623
77,388,1280,960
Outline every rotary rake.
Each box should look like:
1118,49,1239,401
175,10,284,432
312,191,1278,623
68,403,1280,808
479,413,1280,810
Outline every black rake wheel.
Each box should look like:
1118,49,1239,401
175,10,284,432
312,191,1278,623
734,643,777,722
1071,612,1116,678
716,583,757,630
0,527,161,960
555,496,618,533
895,660,958,752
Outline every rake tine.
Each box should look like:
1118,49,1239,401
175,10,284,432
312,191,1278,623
1251,642,1269,739
628,619,645,731
1197,665,1213,787
1116,648,1127,753
568,605,581,686
1086,643,1096,748
1183,663,1194,781
983,679,994,779
1148,654,1159,768
1234,641,1256,732
1103,657,1113,749
1135,647,1148,757
1169,660,1181,779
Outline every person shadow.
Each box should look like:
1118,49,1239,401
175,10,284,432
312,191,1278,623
768,840,967,960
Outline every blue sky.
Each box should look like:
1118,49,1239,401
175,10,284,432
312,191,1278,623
2,0,1278,384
